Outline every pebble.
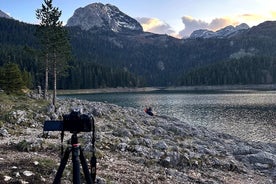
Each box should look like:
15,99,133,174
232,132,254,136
4,175,12,181
23,170,34,177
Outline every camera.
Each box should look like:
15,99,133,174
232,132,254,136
44,109,93,133
43,109,97,183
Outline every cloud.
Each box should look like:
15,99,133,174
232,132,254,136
136,17,176,36
178,16,208,37
179,16,239,38
237,13,265,24
137,16,240,38
137,10,276,39
271,11,276,18
209,18,239,30
237,12,276,25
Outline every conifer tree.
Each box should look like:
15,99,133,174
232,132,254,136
2,63,24,94
36,0,71,108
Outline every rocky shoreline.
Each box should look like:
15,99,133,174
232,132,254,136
0,95,276,183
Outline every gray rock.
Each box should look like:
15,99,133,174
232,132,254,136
47,104,55,114
4,175,12,181
154,141,168,150
23,170,34,177
11,110,27,124
255,163,271,170
152,127,166,135
232,143,260,155
92,108,102,117
247,152,276,169
0,127,9,137
150,150,164,159
112,128,132,137
117,142,128,152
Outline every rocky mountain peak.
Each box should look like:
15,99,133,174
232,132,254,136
0,10,12,19
66,3,143,33
236,23,250,30
190,23,250,39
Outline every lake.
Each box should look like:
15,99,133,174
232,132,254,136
59,90,276,143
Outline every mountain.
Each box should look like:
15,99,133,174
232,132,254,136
1,4,276,88
0,10,12,19
67,3,143,33
190,23,249,39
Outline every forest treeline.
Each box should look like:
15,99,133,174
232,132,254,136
0,43,143,90
178,57,276,85
58,60,144,89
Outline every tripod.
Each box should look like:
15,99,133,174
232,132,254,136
53,132,96,184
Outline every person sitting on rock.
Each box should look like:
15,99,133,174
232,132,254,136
144,107,154,116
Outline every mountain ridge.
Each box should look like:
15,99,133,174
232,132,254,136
190,23,250,39
66,3,143,33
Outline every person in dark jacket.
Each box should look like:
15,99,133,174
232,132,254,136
144,107,154,116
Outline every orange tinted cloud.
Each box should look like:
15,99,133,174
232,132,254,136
179,9,276,38
137,10,276,38
136,17,176,36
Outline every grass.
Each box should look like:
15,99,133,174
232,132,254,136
0,93,49,118
0,93,50,138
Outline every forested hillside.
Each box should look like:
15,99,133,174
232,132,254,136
63,21,276,86
0,18,143,89
178,57,276,85
1,17,276,89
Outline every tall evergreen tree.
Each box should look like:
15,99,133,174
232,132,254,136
36,0,71,108
2,63,24,94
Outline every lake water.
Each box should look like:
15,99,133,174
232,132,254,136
59,91,276,143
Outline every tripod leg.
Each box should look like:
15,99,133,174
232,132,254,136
72,144,81,184
79,148,92,184
53,147,71,184
90,155,97,183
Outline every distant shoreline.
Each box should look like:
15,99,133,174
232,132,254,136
57,87,160,95
57,84,276,95
164,84,276,92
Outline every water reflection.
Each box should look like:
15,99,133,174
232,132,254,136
60,92,276,143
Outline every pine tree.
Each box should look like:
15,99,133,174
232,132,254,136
2,63,24,94
36,0,71,108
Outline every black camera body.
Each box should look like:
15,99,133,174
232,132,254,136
44,109,93,133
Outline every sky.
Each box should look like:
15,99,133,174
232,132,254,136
1,0,276,38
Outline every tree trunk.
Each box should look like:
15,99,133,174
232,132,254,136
44,53,49,99
53,53,57,111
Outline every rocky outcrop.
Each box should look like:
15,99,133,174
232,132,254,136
0,10,12,19
0,96,275,183
66,3,143,33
